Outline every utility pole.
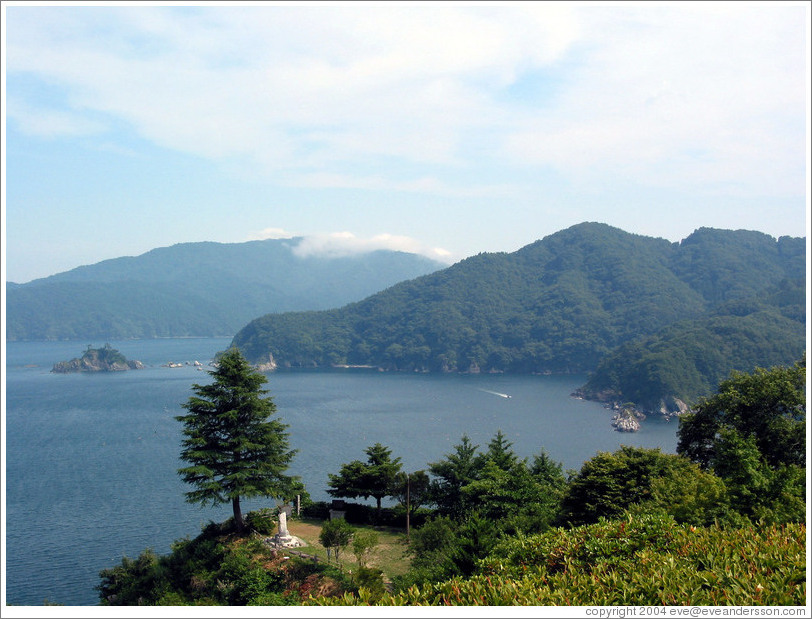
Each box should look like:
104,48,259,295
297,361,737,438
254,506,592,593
406,473,411,543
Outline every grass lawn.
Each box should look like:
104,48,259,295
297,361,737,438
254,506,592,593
285,518,412,580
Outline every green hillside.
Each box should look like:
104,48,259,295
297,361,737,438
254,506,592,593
231,223,805,413
579,279,806,411
6,239,443,341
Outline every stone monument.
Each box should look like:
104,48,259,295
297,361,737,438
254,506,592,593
265,508,305,549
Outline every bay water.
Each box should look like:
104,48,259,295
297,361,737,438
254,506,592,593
4,338,679,606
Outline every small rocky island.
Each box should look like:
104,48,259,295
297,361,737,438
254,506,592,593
52,343,145,373
610,405,645,432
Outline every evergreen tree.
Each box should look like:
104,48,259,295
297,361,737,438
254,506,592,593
176,348,299,534
327,443,402,517
530,449,568,491
481,429,518,471
428,434,482,517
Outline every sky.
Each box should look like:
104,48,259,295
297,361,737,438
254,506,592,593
2,1,810,284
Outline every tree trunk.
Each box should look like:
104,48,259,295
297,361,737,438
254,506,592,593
232,496,245,534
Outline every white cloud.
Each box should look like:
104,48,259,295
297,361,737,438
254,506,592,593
290,231,452,262
501,5,807,197
248,227,294,241
4,5,580,170
6,96,106,137
4,3,807,200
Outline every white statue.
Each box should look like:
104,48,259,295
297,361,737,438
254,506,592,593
278,509,289,537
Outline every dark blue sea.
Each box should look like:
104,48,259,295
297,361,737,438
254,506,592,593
4,338,679,606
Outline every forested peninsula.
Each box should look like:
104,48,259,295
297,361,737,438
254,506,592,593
231,223,805,415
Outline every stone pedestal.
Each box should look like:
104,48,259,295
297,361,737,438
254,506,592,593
265,508,305,549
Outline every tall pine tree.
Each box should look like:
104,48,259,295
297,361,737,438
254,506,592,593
176,347,299,534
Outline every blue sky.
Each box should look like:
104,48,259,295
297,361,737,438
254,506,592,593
3,2,809,283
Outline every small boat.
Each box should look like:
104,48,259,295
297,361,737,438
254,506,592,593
478,388,512,399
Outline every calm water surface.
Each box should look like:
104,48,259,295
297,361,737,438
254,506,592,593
5,338,679,605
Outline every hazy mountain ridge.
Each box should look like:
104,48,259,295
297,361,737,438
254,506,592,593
230,223,805,413
6,239,445,341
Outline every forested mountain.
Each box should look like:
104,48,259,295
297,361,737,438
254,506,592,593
577,278,805,412
231,223,805,413
6,239,444,341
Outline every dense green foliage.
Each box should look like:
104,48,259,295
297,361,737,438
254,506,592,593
391,432,569,588
317,516,805,606
318,518,355,563
7,239,443,340
176,348,300,533
231,224,804,412
580,279,806,410
677,358,806,469
97,519,346,605
427,433,567,528
677,359,806,524
327,443,403,515
559,446,731,527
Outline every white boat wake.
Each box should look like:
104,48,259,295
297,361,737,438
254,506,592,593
478,388,512,399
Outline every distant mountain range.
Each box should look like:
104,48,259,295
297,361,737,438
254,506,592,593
230,223,806,414
6,239,444,341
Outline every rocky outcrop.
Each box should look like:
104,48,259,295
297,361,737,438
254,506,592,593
52,344,144,373
658,397,689,420
610,405,646,433
575,386,689,429
255,352,278,373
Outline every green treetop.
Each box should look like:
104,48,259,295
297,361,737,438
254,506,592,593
327,443,402,517
677,357,806,470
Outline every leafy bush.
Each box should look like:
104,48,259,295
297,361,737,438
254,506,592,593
315,515,806,606
319,519,354,564
351,530,379,567
354,567,386,601
98,522,337,605
558,446,715,526
302,501,331,520
245,509,277,535
678,358,806,470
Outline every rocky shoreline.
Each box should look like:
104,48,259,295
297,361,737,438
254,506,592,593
602,399,688,432
571,387,689,433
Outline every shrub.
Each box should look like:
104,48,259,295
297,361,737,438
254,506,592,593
302,501,331,520
558,446,717,526
314,516,806,606
351,530,379,567
245,509,277,535
354,567,386,601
